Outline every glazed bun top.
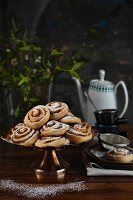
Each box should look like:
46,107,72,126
46,101,69,120
69,122,91,136
109,148,132,156
24,105,50,129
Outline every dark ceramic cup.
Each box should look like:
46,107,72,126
94,109,117,125
94,109,128,125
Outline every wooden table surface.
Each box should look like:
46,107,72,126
0,124,133,200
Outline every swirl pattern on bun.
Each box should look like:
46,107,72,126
24,105,50,129
59,111,81,124
8,123,25,140
35,136,70,148
65,122,92,143
11,126,39,146
106,148,133,163
40,120,69,136
11,123,25,132
46,101,68,120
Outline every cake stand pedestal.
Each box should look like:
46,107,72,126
33,149,69,175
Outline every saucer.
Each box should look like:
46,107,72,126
86,144,133,170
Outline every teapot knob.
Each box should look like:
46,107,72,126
99,69,105,81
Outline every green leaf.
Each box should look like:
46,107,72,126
20,46,31,51
11,18,17,32
24,95,28,102
55,65,69,72
10,31,17,43
42,72,51,80
15,105,20,117
13,76,20,84
19,73,24,79
69,70,82,81
71,62,84,70
50,49,64,57
23,29,28,42
18,76,29,86
32,45,41,52
29,97,39,102
24,65,31,73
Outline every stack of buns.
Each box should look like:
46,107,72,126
8,101,93,148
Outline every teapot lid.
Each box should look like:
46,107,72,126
90,69,114,92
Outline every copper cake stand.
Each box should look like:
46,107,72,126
32,147,70,176
1,127,97,176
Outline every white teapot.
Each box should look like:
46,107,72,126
73,69,129,125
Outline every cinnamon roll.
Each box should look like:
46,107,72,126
11,125,39,146
40,120,69,136
106,148,133,163
65,122,92,143
35,136,70,148
46,101,69,120
59,111,81,124
24,105,50,129
11,123,25,133
7,123,25,140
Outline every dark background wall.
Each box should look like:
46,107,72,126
0,0,133,124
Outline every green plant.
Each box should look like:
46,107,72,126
0,22,85,117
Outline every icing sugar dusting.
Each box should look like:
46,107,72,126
0,179,86,199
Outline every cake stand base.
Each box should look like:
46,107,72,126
33,149,69,176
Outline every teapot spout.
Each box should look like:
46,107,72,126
72,77,87,119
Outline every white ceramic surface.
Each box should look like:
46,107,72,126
73,69,129,125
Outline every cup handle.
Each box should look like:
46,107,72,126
116,117,128,124
115,81,129,117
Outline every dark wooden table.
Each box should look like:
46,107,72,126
0,124,133,200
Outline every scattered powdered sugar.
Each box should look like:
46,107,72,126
0,179,86,199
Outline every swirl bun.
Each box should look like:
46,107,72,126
107,148,133,163
59,111,81,124
11,125,39,146
8,123,25,140
24,105,50,129
65,122,92,143
11,123,25,132
35,136,70,148
40,120,69,136
46,101,68,120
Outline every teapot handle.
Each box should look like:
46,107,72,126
115,81,129,117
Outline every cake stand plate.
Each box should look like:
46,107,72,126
1,128,97,176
